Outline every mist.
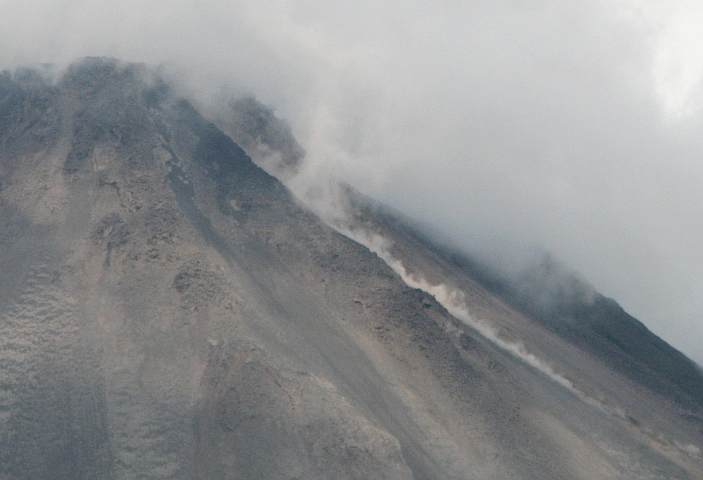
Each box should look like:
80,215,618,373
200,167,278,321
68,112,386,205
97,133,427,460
1,0,702,363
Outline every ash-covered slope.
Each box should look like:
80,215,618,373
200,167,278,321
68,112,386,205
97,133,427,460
0,58,701,480
216,95,703,413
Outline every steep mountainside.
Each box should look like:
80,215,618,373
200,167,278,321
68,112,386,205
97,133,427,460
342,198,703,409
453,251,703,409
1,58,701,480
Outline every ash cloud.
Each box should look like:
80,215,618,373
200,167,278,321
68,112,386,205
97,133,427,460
1,0,702,363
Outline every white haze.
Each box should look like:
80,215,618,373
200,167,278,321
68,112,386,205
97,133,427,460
1,0,702,363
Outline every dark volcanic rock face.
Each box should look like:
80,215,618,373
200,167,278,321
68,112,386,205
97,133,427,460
0,58,701,480
211,96,304,179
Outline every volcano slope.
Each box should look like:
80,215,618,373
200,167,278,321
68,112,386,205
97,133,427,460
0,58,701,480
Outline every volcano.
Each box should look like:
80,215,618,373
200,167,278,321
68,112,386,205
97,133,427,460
0,58,701,480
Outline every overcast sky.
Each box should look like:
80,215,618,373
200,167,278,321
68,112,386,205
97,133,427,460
1,0,702,363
